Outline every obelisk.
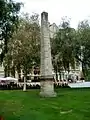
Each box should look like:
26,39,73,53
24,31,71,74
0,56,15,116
40,12,56,97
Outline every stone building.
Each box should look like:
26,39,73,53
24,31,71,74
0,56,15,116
49,23,59,38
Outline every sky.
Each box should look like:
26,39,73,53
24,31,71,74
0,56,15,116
15,0,90,28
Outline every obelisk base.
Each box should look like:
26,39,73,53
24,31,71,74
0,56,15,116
40,80,57,97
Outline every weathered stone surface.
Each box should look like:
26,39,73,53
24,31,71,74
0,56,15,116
41,12,53,77
40,12,56,97
40,80,56,97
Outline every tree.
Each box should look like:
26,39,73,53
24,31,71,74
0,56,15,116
74,20,90,79
4,13,40,86
0,0,22,64
51,17,76,80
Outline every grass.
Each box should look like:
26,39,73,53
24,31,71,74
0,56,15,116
0,88,90,120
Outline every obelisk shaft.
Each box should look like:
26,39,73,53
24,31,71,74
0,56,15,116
40,12,56,97
41,12,53,79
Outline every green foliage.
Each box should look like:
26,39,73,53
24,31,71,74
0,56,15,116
0,0,22,62
75,20,90,78
52,19,75,73
4,13,40,77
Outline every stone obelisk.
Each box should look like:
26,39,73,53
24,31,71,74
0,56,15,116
40,12,56,97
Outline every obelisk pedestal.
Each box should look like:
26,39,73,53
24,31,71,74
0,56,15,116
40,12,56,97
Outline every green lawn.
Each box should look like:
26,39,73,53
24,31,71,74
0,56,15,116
0,88,90,120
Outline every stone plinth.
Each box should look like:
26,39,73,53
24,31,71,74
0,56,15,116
40,80,56,97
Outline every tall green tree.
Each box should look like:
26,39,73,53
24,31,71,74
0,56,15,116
75,20,90,79
4,13,40,78
51,17,76,79
0,0,22,62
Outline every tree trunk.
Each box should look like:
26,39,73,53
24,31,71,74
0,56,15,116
11,66,15,78
7,66,10,77
59,71,61,80
55,66,58,81
23,75,26,91
80,62,85,80
4,66,7,77
17,65,21,81
23,68,27,91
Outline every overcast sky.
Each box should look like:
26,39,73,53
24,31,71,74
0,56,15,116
15,0,90,28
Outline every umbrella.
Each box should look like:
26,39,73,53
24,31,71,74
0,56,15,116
0,77,7,81
6,77,18,81
5,77,18,82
